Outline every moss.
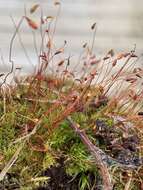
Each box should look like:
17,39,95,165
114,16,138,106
0,113,16,150
66,142,93,175
0,76,142,190
49,121,77,150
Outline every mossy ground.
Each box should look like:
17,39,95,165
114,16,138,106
0,76,142,190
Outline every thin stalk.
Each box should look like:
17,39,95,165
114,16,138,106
0,17,24,87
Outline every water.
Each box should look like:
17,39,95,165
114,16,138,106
0,0,143,74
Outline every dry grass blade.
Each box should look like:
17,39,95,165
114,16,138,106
67,116,113,190
0,144,24,181
124,173,133,190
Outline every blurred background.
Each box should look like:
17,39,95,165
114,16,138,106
0,0,143,74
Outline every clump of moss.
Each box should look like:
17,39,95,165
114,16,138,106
0,78,142,190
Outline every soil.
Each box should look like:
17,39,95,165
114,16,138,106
36,158,101,190
37,159,79,190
